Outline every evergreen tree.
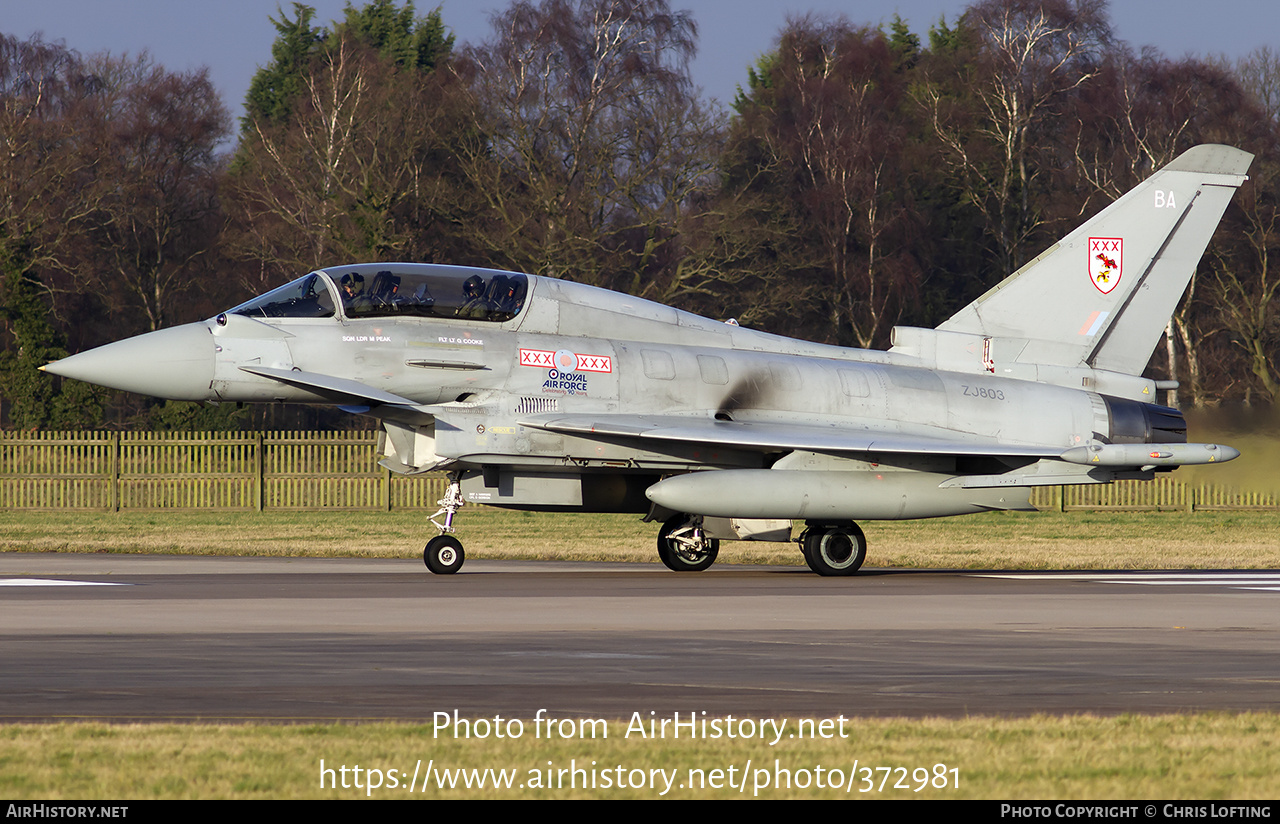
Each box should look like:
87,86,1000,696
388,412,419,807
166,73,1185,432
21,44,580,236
887,14,920,70
242,0,454,135
335,0,454,71
0,252,103,429
243,3,325,130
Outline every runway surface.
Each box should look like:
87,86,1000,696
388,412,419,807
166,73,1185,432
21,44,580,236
3,553,1280,721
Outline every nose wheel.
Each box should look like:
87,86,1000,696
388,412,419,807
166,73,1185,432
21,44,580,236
657,514,719,572
424,534,465,574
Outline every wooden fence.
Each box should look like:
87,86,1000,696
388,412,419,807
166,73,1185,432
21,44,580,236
0,430,1276,511
0,431,446,510
1029,474,1280,511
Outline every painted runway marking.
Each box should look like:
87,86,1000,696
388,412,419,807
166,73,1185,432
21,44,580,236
0,578,129,587
977,572,1280,592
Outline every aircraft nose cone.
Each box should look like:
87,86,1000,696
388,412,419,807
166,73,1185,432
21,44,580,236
42,323,216,400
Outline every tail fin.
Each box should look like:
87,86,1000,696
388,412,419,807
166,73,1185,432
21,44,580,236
932,144,1251,375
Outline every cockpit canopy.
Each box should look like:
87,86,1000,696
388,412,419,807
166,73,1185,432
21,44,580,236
227,264,529,323
229,272,336,319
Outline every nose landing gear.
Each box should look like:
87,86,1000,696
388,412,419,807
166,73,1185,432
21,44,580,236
424,472,466,574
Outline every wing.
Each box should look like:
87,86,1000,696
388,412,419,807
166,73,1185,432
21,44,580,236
517,412,1064,459
518,412,1238,475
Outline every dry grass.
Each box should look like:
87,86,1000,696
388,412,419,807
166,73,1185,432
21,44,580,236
3,507,1279,569
3,714,1279,799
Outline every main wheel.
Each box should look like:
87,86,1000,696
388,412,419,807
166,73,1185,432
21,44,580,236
801,524,866,577
424,534,465,574
657,514,719,572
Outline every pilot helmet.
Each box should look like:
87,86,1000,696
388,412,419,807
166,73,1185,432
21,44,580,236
463,275,485,298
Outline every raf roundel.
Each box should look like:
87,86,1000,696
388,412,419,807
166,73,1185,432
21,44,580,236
554,350,578,371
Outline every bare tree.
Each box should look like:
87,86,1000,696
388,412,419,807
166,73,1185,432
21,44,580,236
229,34,469,294
0,35,100,290
78,54,230,331
0,37,228,426
456,0,720,290
1233,45,1280,124
1208,161,1280,404
715,19,918,348
234,37,376,278
658,179,820,332
916,0,1109,276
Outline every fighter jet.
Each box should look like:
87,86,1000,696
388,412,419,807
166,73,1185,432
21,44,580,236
43,144,1250,576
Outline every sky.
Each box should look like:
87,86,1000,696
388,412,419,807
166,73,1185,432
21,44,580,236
3,0,1278,127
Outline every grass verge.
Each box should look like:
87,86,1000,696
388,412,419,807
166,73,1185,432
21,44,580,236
2,714,1278,799
2,507,1280,569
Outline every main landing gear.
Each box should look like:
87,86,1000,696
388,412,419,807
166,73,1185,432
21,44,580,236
657,514,719,572
424,472,466,574
653,514,868,576
799,522,867,577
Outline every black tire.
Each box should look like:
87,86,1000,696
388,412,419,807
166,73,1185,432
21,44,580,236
801,524,866,577
424,534,465,574
657,515,719,572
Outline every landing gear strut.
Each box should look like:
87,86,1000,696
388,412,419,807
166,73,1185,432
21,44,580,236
424,472,466,574
799,523,867,576
657,514,719,572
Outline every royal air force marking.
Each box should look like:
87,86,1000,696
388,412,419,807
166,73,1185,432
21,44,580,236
519,348,612,373
519,348,612,396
